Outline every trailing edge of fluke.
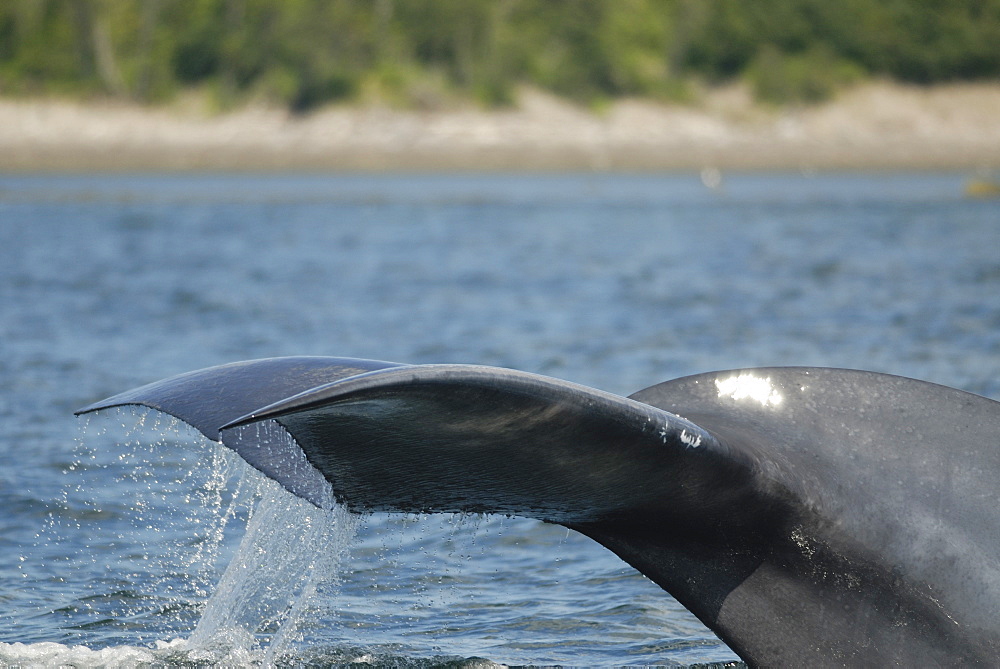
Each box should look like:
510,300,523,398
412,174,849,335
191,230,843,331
76,356,1000,667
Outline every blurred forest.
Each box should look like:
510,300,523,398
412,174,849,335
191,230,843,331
2,0,999,111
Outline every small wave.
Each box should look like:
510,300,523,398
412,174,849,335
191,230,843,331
0,638,518,668
0,635,309,668
0,638,188,668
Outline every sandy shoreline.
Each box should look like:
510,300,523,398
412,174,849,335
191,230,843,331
2,82,1000,172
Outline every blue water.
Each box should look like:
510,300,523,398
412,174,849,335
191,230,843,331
1,172,998,666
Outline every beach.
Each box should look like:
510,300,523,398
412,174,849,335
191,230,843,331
2,81,999,172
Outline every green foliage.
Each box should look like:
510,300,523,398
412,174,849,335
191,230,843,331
0,0,998,110
748,45,864,105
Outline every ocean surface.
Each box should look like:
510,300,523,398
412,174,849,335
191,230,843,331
1,171,998,667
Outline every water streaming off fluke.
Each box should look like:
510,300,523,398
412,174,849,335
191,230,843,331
58,410,362,665
186,423,359,664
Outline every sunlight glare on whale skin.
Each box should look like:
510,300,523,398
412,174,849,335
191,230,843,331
715,374,783,407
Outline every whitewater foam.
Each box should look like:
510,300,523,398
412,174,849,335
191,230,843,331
0,638,187,667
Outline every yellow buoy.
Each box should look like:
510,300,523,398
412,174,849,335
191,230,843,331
965,179,1000,198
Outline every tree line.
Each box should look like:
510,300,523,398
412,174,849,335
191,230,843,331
2,0,998,111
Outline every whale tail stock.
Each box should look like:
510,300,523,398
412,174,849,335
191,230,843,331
76,358,1000,666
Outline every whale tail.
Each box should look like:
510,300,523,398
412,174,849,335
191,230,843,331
77,358,1000,666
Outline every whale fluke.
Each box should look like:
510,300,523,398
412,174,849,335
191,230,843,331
76,356,404,441
222,364,727,523
75,356,406,506
77,359,1000,666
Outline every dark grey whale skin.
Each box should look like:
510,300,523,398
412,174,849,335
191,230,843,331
77,358,1000,667
77,357,405,441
